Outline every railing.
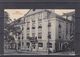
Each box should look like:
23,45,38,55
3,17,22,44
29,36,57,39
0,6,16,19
27,37,38,43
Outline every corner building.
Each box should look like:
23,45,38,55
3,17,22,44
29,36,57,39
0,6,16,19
20,9,72,53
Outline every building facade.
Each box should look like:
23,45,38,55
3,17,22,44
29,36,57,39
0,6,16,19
63,12,75,51
15,9,73,53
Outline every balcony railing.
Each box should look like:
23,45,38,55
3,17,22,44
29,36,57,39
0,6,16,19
27,37,38,43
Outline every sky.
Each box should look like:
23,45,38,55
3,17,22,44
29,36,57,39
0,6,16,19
4,9,75,21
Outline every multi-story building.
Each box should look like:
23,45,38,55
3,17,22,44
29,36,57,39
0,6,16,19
5,17,25,51
17,9,74,53
4,11,12,50
12,17,25,51
63,11,75,51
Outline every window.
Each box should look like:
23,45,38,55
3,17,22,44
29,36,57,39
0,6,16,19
48,32,51,34
18,32,21,35
38,36,42,39
38,19,42,21
59,36,61,39
48,23,51,27
18,19,21,23
38,13,42,19
66,23,68,35
27,22,30,24
59,24,61,33
38,23,42,26
26,42,30,46
38,20,42,24
38,43,43,47
48,32,51,39
48,35,51,39
38,26,42,28
22,35,24,40
22,26,24,30
38,32,42,36
32,33,35,37
33,46,35,49
68,16,72,20
27,36,30,39
26,42,30,48
27,22,30,27
59,24,61,28
43,12,47,19
47,12,51,18
27,27,30,30
32,20,35,22
32,27,35,29
49,43,52,48
27,33,29,36
32,21,35,24
22,42,24,46
38,29,42,32
27,30,30,33
18,37,20,39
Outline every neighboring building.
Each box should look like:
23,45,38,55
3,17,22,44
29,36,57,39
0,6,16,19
4,17,25,51
9,17,25,50
17,9,74,53
63,11,75,51
4,11,12,50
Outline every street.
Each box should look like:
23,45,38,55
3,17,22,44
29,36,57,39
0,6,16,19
4,49,75,55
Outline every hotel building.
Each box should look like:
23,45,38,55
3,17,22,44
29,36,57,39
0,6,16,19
3,9,75,52
15,9,73,53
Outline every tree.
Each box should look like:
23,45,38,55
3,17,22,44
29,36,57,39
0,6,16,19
4,11,13,49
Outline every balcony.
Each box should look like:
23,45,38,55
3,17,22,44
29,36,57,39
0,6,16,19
27,37,37,43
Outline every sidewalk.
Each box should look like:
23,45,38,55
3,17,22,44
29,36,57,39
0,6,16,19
49,51,75,55
4,49,17,54
4,49,75,55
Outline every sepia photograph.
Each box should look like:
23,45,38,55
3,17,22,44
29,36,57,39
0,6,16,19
4,9,75,55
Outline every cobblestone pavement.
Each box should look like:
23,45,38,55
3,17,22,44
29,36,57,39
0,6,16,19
4,49,75,55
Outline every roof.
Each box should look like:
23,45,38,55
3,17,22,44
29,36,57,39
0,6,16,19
9,17,25,26
63,11,75,16
24,9,71,22
24,9,45,16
